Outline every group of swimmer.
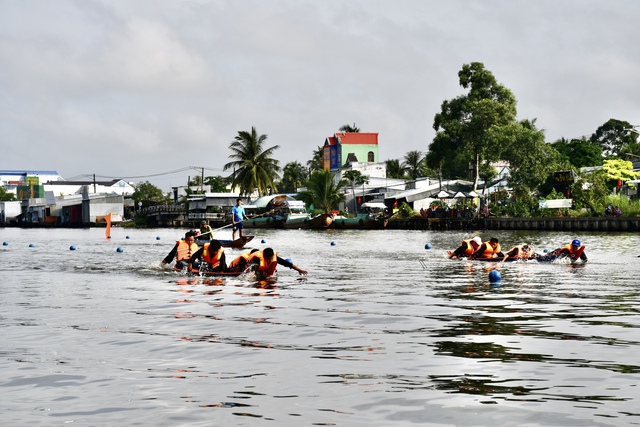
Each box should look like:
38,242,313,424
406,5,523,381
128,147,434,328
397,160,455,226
449,236,588,262
160,230,308,277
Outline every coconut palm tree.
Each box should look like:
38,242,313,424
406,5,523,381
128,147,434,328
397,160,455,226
402,150,426,180
224,127,281,196
281,161,308,193
342,169,369,214
297,170,346,213
339,123,360,133
307,146,324,174
385,159,407,179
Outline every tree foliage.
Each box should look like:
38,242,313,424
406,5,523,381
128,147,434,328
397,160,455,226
402,150,426,180
224,127,281,196
385,159,407,179
551,137,603,168
431,62,517,191
297,170,346,214
0,186,16,201
132,181,165,207
307,146,324,174
598,159,640,189
339,123,360,133
590,118,637,157
281,161,308,193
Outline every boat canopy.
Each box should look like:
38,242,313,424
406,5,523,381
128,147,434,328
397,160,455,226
361,202,387,209
286,200,306,209
253,194,297,208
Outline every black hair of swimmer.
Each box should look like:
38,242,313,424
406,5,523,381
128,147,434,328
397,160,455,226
264,248,275,258
210,239,221,251
185,230,196,238
490,237,499,243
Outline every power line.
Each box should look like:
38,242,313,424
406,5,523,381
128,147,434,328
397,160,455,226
86,166,227,180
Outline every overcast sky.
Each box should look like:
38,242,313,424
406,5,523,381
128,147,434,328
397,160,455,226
2,0,640,191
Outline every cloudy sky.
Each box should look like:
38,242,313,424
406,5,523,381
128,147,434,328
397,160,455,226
2,0,640,191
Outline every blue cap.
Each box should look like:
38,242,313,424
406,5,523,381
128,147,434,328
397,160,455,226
572,239,581,247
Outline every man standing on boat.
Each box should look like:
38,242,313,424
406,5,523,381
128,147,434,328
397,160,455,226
231,198,248,240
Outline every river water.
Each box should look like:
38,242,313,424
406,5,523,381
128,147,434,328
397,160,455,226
1,227,639,426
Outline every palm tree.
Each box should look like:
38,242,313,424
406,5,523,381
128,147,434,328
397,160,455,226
224,127,281,196
385,159,407,179
307,146,324,174
339,123,360,133
297,170,346,213
281,161,308,193
342,169,369,214
402,150,426,180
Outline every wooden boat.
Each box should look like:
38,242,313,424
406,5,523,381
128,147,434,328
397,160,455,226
284,212,333,229
331,202,388,230
195,235,255,248
331,213,388,229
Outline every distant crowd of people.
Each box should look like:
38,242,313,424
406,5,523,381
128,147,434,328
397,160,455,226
604,204,622,217
419,205,478,219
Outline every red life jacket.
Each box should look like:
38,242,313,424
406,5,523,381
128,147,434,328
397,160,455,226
176,240,198,262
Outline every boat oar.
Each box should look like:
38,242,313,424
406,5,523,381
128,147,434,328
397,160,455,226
199,223,234,237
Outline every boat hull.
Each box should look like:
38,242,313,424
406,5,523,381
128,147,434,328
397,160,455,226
331,214,388,229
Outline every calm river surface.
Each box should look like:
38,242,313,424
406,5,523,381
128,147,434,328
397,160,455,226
1,227,639,426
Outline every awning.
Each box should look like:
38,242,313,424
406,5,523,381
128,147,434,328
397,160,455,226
453,192,466,198
361,202,387,209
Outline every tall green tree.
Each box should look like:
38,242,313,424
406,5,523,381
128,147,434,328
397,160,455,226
385,159,407,179
307,146,324,174
598,159,640,191
281,161,308,193
402,150,426,180
552,137,603,168
132,181,165,208
342,170,369,213
204,175,230,192
590,118,637,158
297,170,346,213
498,118,562,201
0,186,16,201
224,127,281,196
339,123,360,133
431,62,517,191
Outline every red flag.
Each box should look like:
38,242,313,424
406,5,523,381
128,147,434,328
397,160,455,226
105,213,112,238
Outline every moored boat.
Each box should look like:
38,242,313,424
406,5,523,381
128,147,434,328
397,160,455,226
331,202,389,229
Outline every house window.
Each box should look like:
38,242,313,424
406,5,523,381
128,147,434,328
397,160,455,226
368,151,374,162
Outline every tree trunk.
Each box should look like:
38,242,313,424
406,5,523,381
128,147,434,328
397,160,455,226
473,154,480,192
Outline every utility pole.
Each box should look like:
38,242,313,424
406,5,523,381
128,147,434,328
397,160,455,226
93,174,96,193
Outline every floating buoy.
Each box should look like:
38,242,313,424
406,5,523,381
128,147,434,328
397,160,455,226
116,247,124,253
126,236,130,239
424,243,431,250
156,236,161,240
261,239,266,244
543,249,549,253
331,241,336,246
488,269,501,283
107,235,111,239
2,242,8,246
70,245,77,251
29,244,35,248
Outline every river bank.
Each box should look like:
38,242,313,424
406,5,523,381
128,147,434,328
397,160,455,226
3,215,640,232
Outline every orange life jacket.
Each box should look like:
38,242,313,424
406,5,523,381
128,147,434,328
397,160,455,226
176,240,199,262
461,239,476,257
478,241,501,257
248,250,278,276
202,244,224,269
508,245,530,259
562,244,583,255
228,251,251,271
